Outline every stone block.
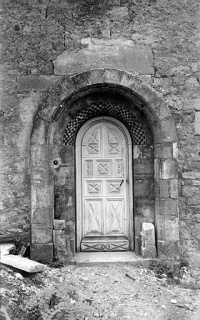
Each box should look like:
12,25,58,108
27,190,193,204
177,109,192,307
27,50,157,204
185,196,200,205
31,120,47,145
153,100,171,120
155,199,178,217
31,225,53,243
17,75,59,91
31,144,48,167
60,146,74,165
173,142,179,159
141,222,156,247
157,240,180,259
157,179,178,199
161,117,177,142
195,112,200,135
53,219,66,230
159,180,169,198
30,243,54,263
31,185,54,209
156,217,179,241
54,166,74,187
53,39,154,75
170,179,178,199
135,199,155,219
181,185,200,198
134,161,154,178
182,171,200,179
134,179,154,198
135,236,141,255
60,206,75,221
32,207,53,226
140,222,156,258
1,255,46,272
103,69,124,84
155,159,178,180
154,143,173,159
53,230,72,262
193,99,200,111
141,246,157,259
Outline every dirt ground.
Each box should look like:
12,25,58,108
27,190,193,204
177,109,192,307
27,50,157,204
0,262,200,320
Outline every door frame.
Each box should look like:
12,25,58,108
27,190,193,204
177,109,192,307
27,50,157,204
75,116,133,252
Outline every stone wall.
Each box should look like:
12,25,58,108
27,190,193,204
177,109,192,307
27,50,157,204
0,0,200,265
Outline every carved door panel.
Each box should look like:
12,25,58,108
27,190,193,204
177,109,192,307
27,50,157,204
80,120,130,251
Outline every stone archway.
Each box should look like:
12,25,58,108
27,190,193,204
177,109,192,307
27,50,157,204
30,69,179,262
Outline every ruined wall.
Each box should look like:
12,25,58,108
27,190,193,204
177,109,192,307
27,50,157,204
0,0,200,264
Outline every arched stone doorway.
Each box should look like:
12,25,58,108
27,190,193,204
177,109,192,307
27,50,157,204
76,116,134,253
30,69,179,262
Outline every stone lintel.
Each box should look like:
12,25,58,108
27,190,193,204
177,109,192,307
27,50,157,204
53,40,154,76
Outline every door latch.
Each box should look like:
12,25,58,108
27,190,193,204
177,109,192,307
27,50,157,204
120,180,124,186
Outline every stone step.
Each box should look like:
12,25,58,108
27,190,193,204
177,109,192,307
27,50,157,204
71,251,156,267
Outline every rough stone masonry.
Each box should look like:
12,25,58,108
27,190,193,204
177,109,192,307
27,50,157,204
0,0,200,266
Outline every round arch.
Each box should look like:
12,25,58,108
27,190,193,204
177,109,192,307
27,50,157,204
30,69,179,262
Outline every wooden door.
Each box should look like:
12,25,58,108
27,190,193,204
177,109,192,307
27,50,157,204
77,118,133,252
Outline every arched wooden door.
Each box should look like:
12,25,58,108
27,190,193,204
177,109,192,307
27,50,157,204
76,117,133,252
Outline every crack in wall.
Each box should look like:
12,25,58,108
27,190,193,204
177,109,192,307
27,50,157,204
45,0,52,19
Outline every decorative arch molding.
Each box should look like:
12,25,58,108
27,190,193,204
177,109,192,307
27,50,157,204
30,69,179,262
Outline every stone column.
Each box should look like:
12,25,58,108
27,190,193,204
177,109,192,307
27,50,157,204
30,120,54,262
154,142,180,259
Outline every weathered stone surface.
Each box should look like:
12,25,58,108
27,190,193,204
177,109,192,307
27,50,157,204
17,75,59,91
155,199,178,217
134,161,154,178
157,240,180,259
32,207,54,225
141,246,157,259
1,255,46,272
155,159,178,180
156,217,179,241
53,38,154,75
140,222,156,258
182,171,200,179
134,179,154,198
30,243,54,263
154,143,173,159
193,99,200,111
194,112,200,135
31,225,53,243
53,230,72,262
53,219,65,230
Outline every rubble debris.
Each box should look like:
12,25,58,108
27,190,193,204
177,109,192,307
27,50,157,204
0,305,11,320
125,273,137,281
0,243,15,257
